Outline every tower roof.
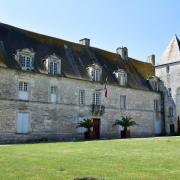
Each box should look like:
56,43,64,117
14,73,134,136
158,35,180,65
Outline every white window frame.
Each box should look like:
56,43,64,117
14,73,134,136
114,69,127,86
93,92,101,105
46,54,61,75
92,69,101,81
15,48,35,70
20,55,32,69
18,81,29,100
120,95,126,109
87,64,102,82
79,90,85,105
50,86,58,103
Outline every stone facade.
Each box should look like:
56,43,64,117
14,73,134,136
155,35,180,134
0,66,161,143
0,23,164,143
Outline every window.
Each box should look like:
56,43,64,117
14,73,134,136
154,99,158,111
93,92,101,105
16,112,29,134
19,55,32,69
15,49,35,70
120,95,126,109
169,107,174,117
49,62,58,75
92,69,101,81
50,86,57,103
114,69,127,86
166,65,170,73
18,81,29,100
79,90,85,105
87,64,102,82
46,54,61,75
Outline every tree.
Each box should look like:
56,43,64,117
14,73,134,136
113,116,137,138
77,119,94,139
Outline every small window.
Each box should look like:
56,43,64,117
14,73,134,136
79,90,85,105
120,95,126,109
20,55,32,69
154,99,158,111
18,81,29,100
46,54,61,75
49,62,58,75
16,112,29,134
169,124,175,133
87,64,102,82
93,92,101,105
92,69,101,81
114,69,127,86
50,86,57,103
166,66,170,73
169,107,174,117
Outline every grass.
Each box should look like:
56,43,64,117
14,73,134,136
0,137,180,180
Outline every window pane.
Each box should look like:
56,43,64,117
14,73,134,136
79,90,85,105
120,95,126,109
54,63,58,75
20,56,26,67
19,82,23,91
24,82,28,91
26,57,31,68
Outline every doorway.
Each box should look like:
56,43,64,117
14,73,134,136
93,118,100,139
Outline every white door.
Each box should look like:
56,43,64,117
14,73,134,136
17,112,29,133
155,120,161,135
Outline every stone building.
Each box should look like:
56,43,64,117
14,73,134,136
0,23,162,143
156,35,180,134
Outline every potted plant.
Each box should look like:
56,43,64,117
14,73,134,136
113,116,137,138
77,119,95,140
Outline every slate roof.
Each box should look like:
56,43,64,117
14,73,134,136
157,35,180,66
0,23,154,91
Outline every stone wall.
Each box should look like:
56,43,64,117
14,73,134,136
0,67,161,143
156,62,180,134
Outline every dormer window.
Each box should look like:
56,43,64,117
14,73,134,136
20,55,31,69
87,64,102,82
92,69,101,81
114,69,127,86
15,48,35,70
45,54,61,75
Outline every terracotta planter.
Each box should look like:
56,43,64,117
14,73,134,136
121,130,130,138
84,131,96,140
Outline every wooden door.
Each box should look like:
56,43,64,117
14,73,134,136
93,119,100,139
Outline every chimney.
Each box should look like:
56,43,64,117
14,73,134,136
147,54,155,66
79,38,90,46
116,47,128,60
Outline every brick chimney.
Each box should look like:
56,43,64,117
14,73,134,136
147,54,155,66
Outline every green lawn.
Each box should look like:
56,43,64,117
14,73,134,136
0,137,180,180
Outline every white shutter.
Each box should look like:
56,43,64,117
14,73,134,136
155,120,161,134
51,94,57,103
19,91,28,100
17,112,29,133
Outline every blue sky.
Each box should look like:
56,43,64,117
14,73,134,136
0,0,179,62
